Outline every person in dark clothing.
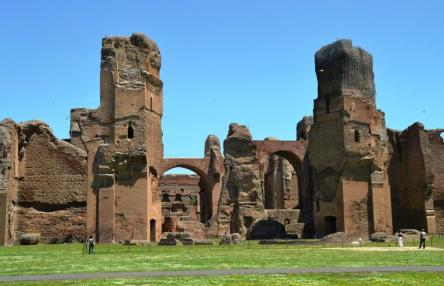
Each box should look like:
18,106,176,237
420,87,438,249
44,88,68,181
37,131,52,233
419,229,427,249
88,235,95,254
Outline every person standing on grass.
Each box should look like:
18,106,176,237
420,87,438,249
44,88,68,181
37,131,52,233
88,235,95,254
419,229,427,249
398,231,404,248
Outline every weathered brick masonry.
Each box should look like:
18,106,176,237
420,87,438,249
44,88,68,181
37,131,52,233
1,34,443,244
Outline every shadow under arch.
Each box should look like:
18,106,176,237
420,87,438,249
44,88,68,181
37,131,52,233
247,219,287,240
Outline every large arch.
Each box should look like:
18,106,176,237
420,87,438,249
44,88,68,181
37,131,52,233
161,158,211,183
160,158,218,227
254,139,311,238
255,140,306,174
255,140,307,208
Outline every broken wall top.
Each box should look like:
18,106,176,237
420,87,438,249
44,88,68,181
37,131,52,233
101,33,162,89
224,123,256,159
315,39,375,100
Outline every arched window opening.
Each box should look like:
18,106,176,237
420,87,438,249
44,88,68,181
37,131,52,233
128,123,134,139
354,130,360,143
150,219,156,242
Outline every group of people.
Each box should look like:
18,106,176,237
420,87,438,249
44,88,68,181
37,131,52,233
397,229,428,249
85,229,429,252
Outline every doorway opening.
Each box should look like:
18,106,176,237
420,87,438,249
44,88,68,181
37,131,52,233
149,219,156,241
324,216,337,235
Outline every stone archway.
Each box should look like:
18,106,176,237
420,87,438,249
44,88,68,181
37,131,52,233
161,158,211,182
255,140,307,209
159,158,223,239
254,139,310,238
160,158,213,221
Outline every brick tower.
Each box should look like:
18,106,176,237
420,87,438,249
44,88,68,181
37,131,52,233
308,40,393,238
70,33,164,242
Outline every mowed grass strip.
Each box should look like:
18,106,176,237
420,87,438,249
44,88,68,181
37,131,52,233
1,242,444,276
2,273,444,286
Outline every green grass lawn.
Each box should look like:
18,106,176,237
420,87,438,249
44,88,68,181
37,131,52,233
4,273,444,286
0,240,443,276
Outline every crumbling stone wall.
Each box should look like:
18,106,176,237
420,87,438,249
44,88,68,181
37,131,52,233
0,120,87,244
3,34,444,244
204,135,224,221
263,209,304,238
428,131,444,232
0,119,18,245
309,39,392,239
264,154,299,210
296,116,313,141
216,124,266,237
389,124,444,233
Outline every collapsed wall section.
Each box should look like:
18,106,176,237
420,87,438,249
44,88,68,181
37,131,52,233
0,120,87,244
16,121,87,243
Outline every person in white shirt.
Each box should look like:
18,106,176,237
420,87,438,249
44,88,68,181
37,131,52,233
398,231,404,247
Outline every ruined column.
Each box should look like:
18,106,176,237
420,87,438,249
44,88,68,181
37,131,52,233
204,135,223,221
216,124,265,237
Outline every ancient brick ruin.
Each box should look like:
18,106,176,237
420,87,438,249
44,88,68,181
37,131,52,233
1,34,443,244
0,120,87,245
309,40,393,238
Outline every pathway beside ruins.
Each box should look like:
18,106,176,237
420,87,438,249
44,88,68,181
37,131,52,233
1,266,444,282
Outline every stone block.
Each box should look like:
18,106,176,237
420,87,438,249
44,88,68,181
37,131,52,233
20,233,41,245
158,238,178,246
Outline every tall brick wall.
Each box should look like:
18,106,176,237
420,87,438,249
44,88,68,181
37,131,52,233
389,125,427,231
15,122,87,242
389,124,444,233
430,141,444,232
0,120,18,245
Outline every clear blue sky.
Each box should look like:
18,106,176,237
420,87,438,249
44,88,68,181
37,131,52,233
1,1,443,161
